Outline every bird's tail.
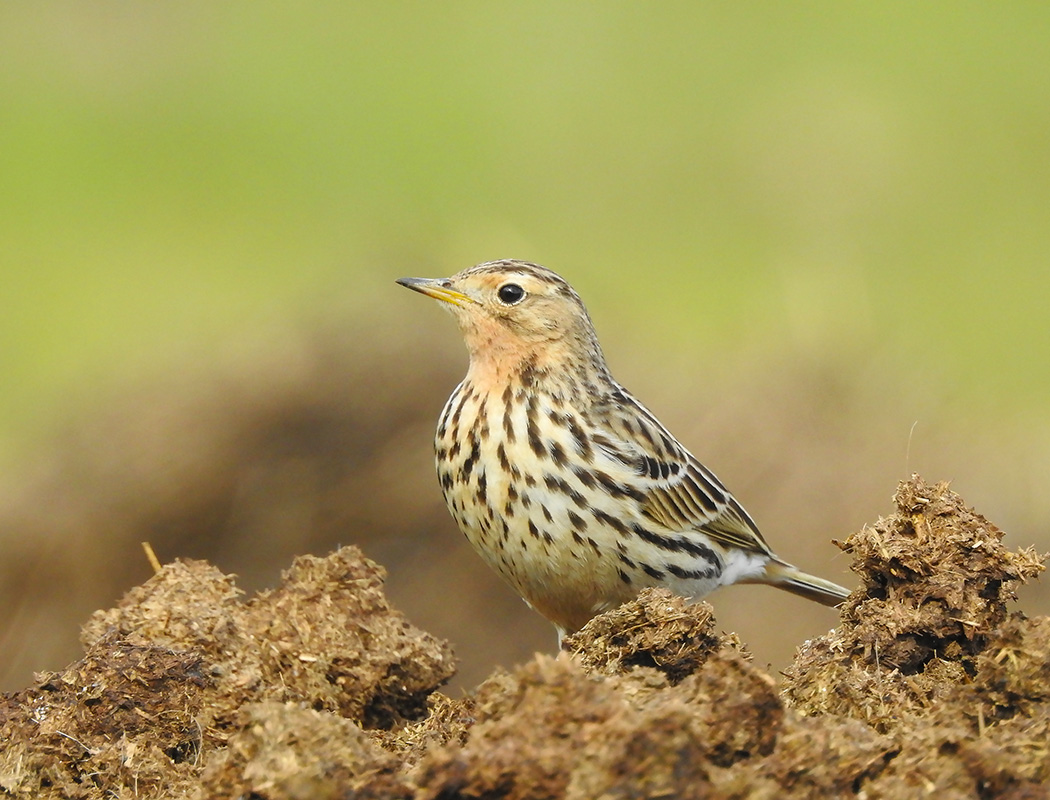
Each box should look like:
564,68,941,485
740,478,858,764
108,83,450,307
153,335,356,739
749,559,851,607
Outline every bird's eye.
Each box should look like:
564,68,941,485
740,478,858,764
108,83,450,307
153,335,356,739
497,283,526,305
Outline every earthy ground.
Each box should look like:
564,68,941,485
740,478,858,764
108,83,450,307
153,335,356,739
1,475,1046,799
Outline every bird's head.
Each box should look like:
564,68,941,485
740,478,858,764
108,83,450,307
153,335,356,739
397,260,606,381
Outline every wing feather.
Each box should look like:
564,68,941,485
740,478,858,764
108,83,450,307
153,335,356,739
591,389,774,558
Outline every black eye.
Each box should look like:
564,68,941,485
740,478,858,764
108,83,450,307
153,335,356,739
497,283,526,305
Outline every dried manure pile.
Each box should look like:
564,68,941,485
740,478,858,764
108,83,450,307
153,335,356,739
1,475,1047,799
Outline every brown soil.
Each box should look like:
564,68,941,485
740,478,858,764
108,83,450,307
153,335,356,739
1,475,1046,799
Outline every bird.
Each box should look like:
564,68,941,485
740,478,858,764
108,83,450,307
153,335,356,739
397,259,849,642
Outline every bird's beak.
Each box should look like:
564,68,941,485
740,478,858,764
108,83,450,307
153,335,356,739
396,277,474,307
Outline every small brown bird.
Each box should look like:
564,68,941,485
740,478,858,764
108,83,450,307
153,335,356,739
398,260,848,641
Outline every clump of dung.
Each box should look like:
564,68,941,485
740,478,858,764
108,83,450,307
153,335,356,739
0,546,455,799
784,475,1044,727
783,475,1050,795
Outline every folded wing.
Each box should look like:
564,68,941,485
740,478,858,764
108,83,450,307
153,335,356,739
592,388,775,558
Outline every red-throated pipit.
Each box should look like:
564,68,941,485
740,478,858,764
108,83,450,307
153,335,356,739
397,260,849,641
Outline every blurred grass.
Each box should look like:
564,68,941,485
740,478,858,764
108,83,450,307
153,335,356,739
2,2,1048,457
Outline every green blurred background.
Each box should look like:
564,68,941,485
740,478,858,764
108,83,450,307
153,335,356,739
2,3,1048,691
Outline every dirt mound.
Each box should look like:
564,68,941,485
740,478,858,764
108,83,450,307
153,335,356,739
0,549,455,798
1,475,1046,798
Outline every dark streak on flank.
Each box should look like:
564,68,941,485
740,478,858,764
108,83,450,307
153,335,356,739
641,562,664,580
631,523,722,564
543,474,587,508
567,510,587,532
566,415,592,460
591,507,631,536
594,471,645,502
572,466,597,489
665,563,716,580
549,441,567,467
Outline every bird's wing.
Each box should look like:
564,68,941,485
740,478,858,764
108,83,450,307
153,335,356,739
592,390,775,558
